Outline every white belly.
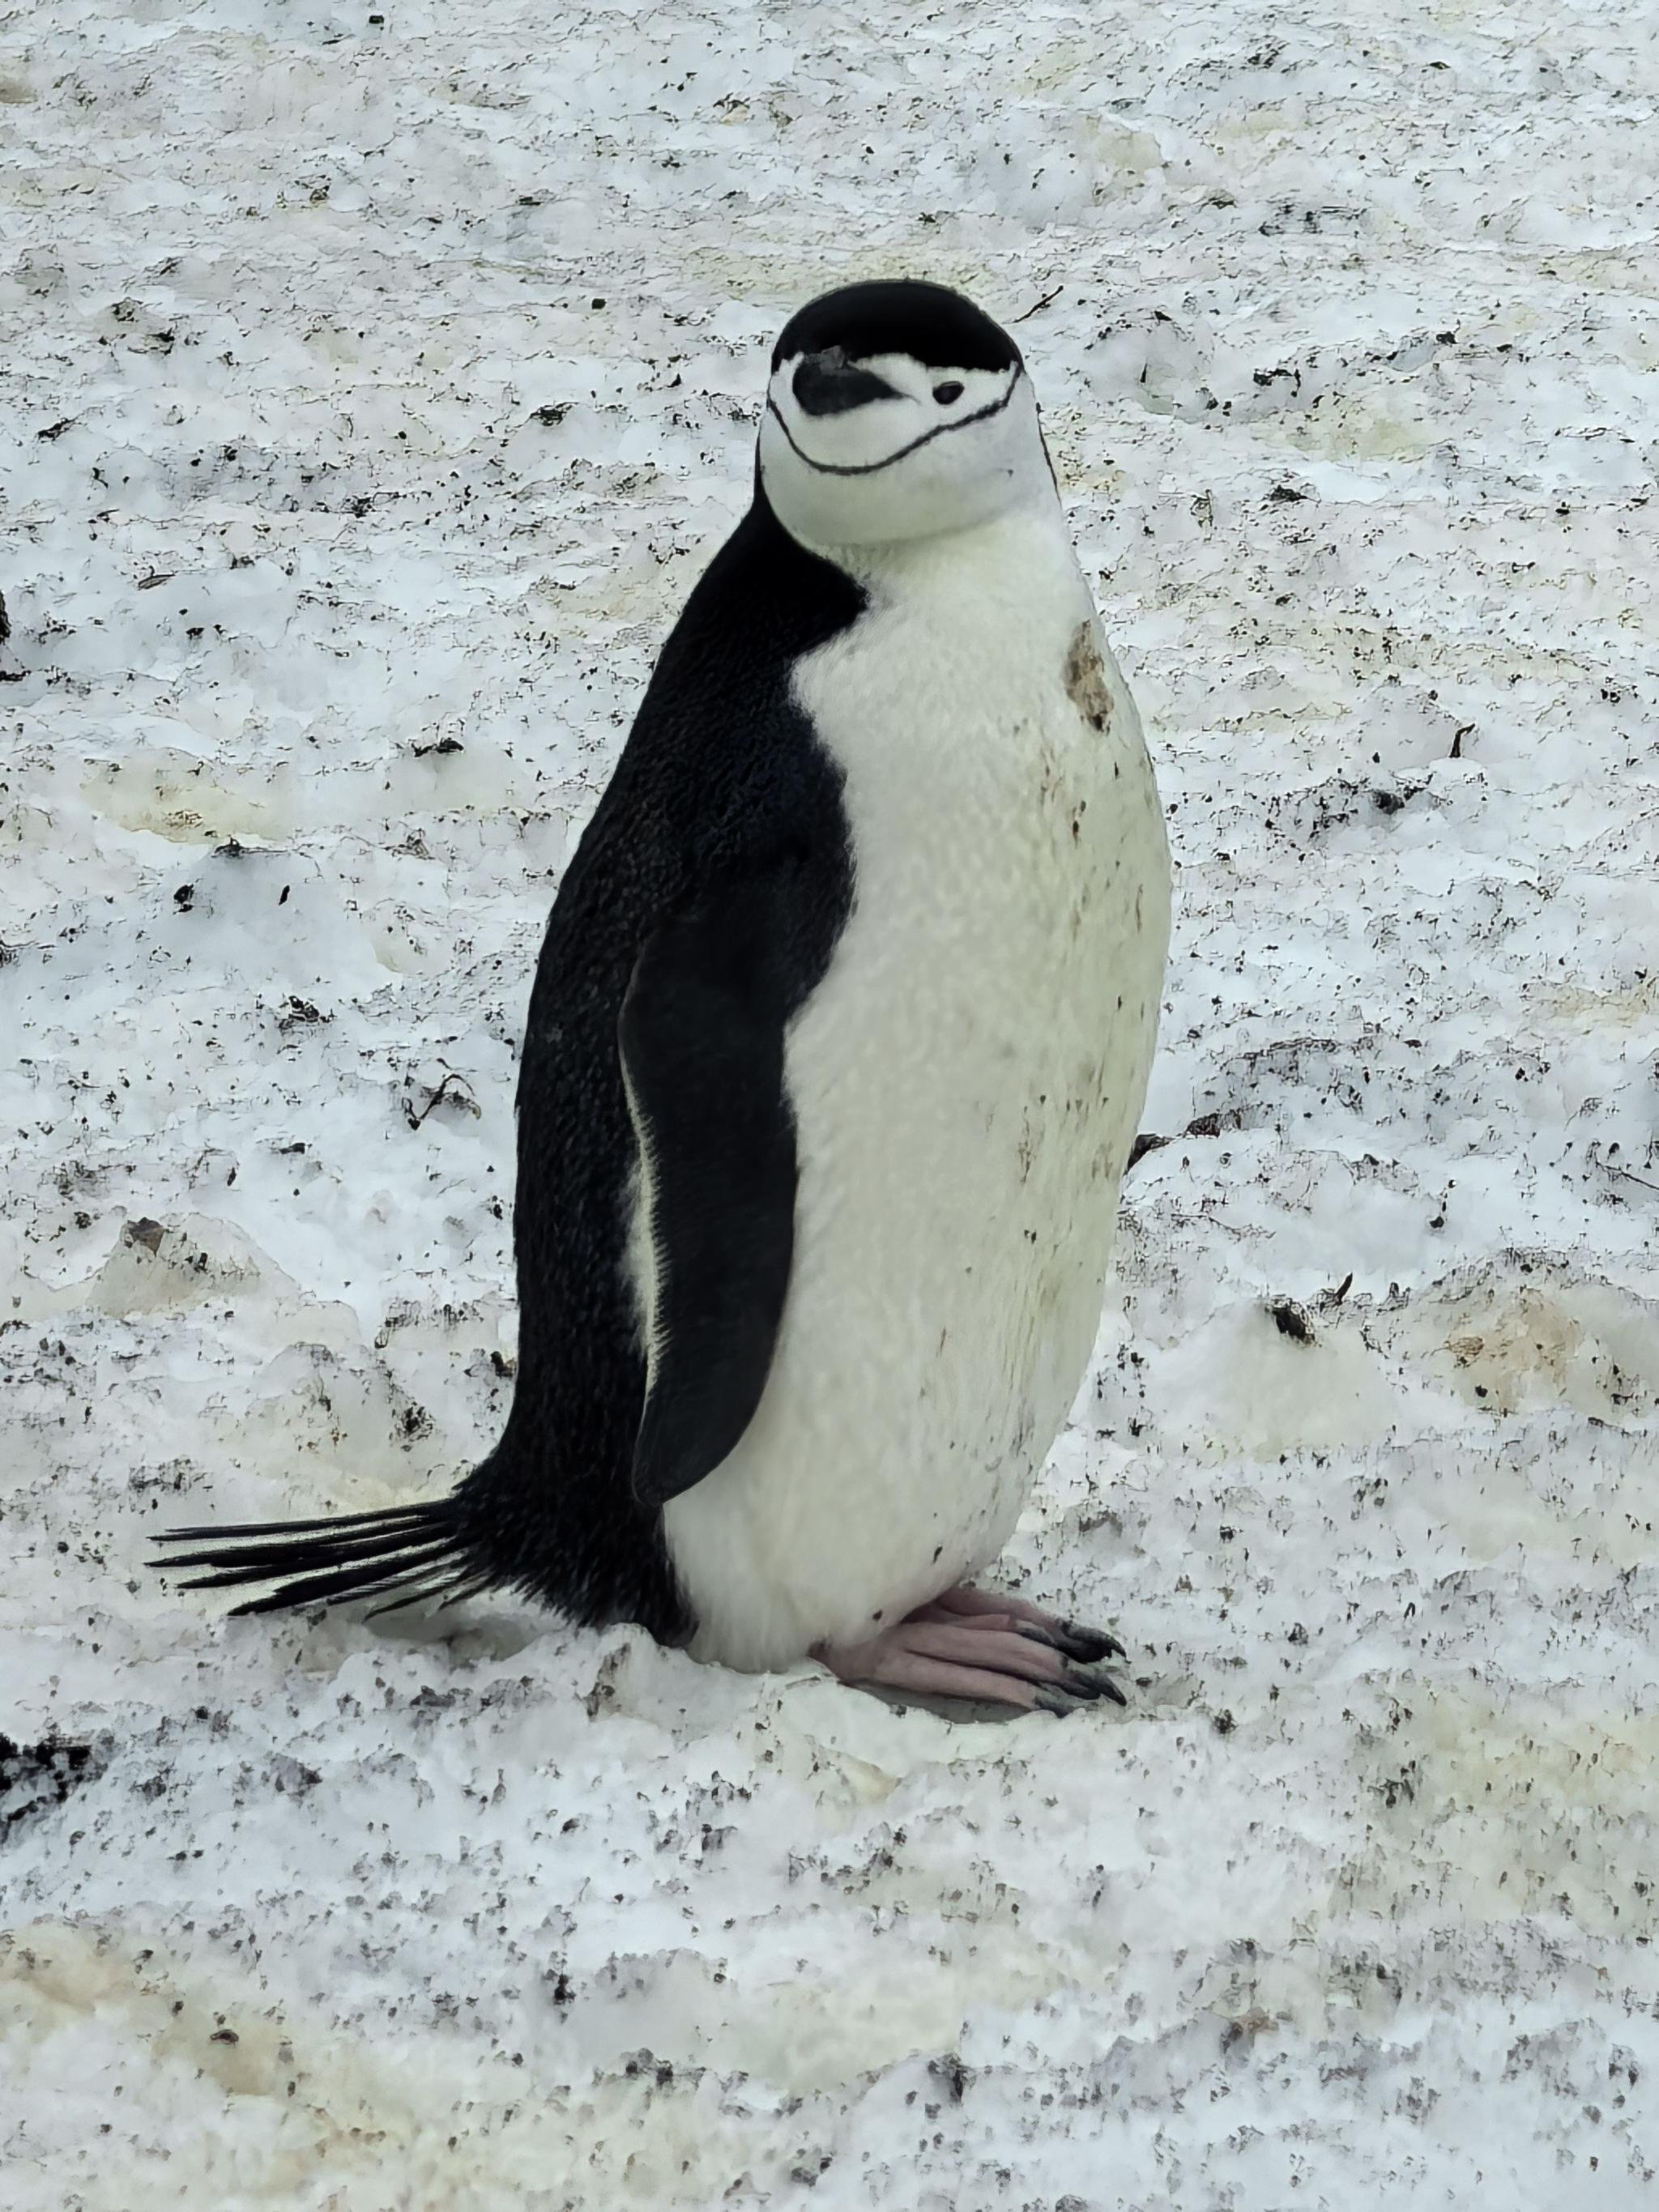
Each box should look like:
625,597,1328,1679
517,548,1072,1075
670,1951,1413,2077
663,508,1171,1670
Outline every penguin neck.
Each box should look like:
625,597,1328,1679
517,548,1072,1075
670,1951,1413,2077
799,486,1081,609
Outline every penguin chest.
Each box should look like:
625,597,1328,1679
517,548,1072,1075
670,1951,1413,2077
663,526,1170,1671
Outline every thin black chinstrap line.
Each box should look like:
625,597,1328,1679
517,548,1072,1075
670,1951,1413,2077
765,365,1022,478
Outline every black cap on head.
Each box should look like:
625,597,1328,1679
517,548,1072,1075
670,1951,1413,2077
770,279,1021,377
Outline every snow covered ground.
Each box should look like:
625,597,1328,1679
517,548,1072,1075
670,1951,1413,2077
3,0,1658,2203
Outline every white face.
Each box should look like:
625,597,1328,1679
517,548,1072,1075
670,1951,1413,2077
758,347,1054,554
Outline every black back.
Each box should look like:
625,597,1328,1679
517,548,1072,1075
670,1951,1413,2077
471,492,864,1635
152,495,864,1632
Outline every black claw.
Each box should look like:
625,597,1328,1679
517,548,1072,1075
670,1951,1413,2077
1056,1618,1126,1664
1034,1674,1128,1715
1024,1654,1130,1710
1019,1618,1125,1665
1060,1656,1128,1703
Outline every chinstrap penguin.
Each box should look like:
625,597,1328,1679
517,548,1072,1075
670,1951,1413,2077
154,279,1172,1713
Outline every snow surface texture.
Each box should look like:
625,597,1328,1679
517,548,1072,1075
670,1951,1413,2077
3,1,1658,2205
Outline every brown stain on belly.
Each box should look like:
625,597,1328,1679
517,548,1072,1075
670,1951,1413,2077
1064,621,1114,733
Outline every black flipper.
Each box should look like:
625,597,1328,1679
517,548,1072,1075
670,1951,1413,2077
150,1498,480,1618
621,864,801,1509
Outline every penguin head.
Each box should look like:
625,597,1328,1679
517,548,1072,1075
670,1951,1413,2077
758,279,1051,552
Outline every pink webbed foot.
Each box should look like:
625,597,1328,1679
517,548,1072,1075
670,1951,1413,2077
815,1583,1126,1715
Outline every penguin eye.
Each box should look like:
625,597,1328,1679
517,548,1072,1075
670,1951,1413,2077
932,381,965,406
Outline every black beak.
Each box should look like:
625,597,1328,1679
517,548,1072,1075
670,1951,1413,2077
791,347,902,417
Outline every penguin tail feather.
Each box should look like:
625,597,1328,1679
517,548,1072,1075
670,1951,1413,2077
150,1498,494,1619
